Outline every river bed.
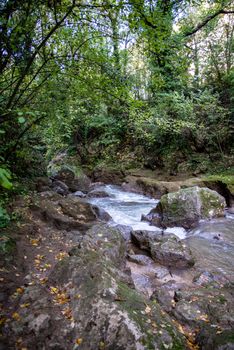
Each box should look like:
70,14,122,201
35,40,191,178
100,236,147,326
86,184,234,293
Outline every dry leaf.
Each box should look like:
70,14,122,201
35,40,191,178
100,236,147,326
145,305,151,314
76,338,83,345
12,312,21,321
30,239,39,246
16,287,24,294
20,303,30,308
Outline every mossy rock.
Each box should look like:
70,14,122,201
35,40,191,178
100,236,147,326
202,175,234,206
157,186,226,229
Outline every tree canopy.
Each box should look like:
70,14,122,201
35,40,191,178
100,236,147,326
0,0,233,180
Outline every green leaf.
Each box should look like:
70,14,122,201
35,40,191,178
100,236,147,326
0,168,12,189
18,117,26,124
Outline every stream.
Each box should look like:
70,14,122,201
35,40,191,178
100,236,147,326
87,184,234,293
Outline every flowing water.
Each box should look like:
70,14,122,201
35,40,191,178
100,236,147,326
87,184,234,287
88,185,187,238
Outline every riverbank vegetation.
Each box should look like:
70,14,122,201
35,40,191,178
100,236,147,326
0,0,233,190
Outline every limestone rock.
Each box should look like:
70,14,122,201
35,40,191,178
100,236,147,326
30,193,98,231
87,189,110,198
131,230,194,268
150,235,194,268
127,254,153,266
147,187,226,229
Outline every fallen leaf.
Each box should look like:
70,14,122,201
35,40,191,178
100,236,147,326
20,303,30,308
62,307,73,320
36,254,44,260
50,286,59,294
16,287,24,294
145,305,151,314
12,312,21,321
30,238,39,246
39,277,48,284
76,338,83,345
55,252,68,261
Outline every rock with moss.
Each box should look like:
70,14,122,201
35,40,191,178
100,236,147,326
131,230,194,268
202,175,234,207
147,187,226,229
3,224,187,349
30,192,99,231
92,164,125,185
172,285,234,349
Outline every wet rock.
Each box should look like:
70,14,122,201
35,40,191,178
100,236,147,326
141,209,162,227
73,190,86,197
89,181,105,190
30,193,98,231
196,328,234,350
52,180,69,196
123,175,204,199
131,230,163,250
87,189,110,198
53,167,75,183
150,235,195,268
52,168,91,193
28,314,51,335
193,271,215,286
67,173,91,192
127,254,153,265
111,224,132,241
35,177,52,192
48,224,187,350
92,165,125,185
131,230,194,268
91,205,112,222
227,206,234,215
172,285,234,348
148,187,226,229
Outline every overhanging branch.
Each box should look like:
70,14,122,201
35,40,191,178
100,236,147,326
184,8,234,37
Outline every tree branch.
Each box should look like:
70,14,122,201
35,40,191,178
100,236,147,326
6,3,76,110
184,8,234,37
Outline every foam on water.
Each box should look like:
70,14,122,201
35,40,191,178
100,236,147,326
87,185,186,238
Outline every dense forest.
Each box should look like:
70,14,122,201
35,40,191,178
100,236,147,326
0,0,233,182
0,1,234,349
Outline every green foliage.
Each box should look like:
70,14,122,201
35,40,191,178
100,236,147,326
0,234,16,257
0,206,10,228
0,0,233,176
0,167,12,189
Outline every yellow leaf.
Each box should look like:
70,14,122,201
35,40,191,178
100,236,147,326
12,312,21,321
20,303,30,308
44,263,51,269
36,254,44,260
39,277,48,284
16,287,24,294
55,252,68,261
34,259,41,265
30,239,39,246
50,287,59,294
76,338,83,345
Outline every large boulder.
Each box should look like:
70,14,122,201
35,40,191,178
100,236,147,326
131,230,194,268
92,165,125,185
53,168,91,193
3,225,187,349
145,187,226,229
30,192,99,231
